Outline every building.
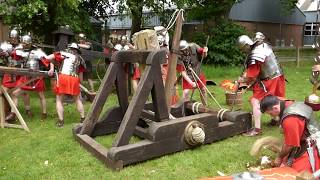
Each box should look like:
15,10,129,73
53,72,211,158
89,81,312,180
229,0,306,47
297,0,319,46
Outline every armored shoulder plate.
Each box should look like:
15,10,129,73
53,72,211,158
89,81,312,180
0,41,13,53
281,102,313,122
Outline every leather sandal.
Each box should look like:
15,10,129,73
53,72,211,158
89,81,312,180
56,119,64,127
242,128,262,137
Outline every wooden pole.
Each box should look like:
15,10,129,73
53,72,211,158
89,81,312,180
164,10,184,111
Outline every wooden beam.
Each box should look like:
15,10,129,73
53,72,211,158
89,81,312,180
0,67,50,77
164,10,183,111
0,86,30,132
80,62,119,135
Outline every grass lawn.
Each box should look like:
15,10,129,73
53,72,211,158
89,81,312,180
0,60,317,179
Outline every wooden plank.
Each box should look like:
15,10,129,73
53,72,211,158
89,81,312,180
0,67,49,77
115,63,129,114
112,65,155,147
164,11,183,112
4,123,24,129
150,59,169,121
75,133,124,171
0,86,30,132
80,62,119,135
91,107,124,137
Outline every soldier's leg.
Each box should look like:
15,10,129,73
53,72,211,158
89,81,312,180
56,94,64,127
22,92,31,115
73,95,85,122
183,89,191,101
243,97,262,137
88,78,94,92
251,97,261,130
38,91,47,119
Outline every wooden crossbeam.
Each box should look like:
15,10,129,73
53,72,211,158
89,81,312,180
0,66,49,77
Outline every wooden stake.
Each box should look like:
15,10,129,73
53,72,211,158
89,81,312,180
164,10,184,112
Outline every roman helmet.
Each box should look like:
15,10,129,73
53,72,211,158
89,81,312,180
254,32,265,43
68,42,81,54
79,33,86,39
238,35,253,49
21,34,32,45
179,40,189,51
9,29,19,38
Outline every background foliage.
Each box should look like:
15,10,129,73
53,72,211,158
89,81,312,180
190,21,248,66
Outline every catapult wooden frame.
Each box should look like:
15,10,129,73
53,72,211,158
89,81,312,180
0,67,49,132
73,50,252,171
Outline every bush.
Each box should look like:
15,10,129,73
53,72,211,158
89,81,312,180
191,21,248,66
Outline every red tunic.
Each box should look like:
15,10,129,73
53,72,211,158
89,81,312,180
18,57,49,92
2,50,23,88
246,62,285,100
282,113,320,173
177,64,207,90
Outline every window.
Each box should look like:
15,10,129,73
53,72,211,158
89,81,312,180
304,23,319,36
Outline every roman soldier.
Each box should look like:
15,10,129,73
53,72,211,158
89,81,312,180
1,30,32,121
77,33,95,93
8,34,54,120
45,43,86,127
260,95,320,173
114,36,140,92
176,40,208,103
238,33,286,136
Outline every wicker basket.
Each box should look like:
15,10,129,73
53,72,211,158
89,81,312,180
225,91,243,106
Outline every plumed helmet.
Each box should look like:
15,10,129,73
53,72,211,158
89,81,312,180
121,35,127,41
68,42,81,54
21,34,32,45
254,32,265,42
68,42,80,50
9,29,19,38
154,26,166,35
238,35,253,48
79,33,86,40
179,40,189,50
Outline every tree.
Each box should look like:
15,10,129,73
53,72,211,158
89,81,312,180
0,0,110,43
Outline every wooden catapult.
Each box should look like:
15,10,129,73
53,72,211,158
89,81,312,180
0,67,50,132
73,49,252,170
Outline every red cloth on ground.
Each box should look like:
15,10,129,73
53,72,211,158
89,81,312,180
182,73,206,90
282,115,320,173
54,74,80,96
246,63,285,100
18,76,45,92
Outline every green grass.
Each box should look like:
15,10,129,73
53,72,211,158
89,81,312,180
0,60,317,179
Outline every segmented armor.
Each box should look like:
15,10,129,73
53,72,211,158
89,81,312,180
179,43,201,78
281,102,320,155
59,51,83,76
246,43,283,80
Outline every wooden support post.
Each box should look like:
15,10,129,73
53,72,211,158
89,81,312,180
296,46,300,67
164,10,184,112
0,86,30,132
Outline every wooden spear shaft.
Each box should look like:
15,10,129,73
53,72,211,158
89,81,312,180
164,10,183,112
